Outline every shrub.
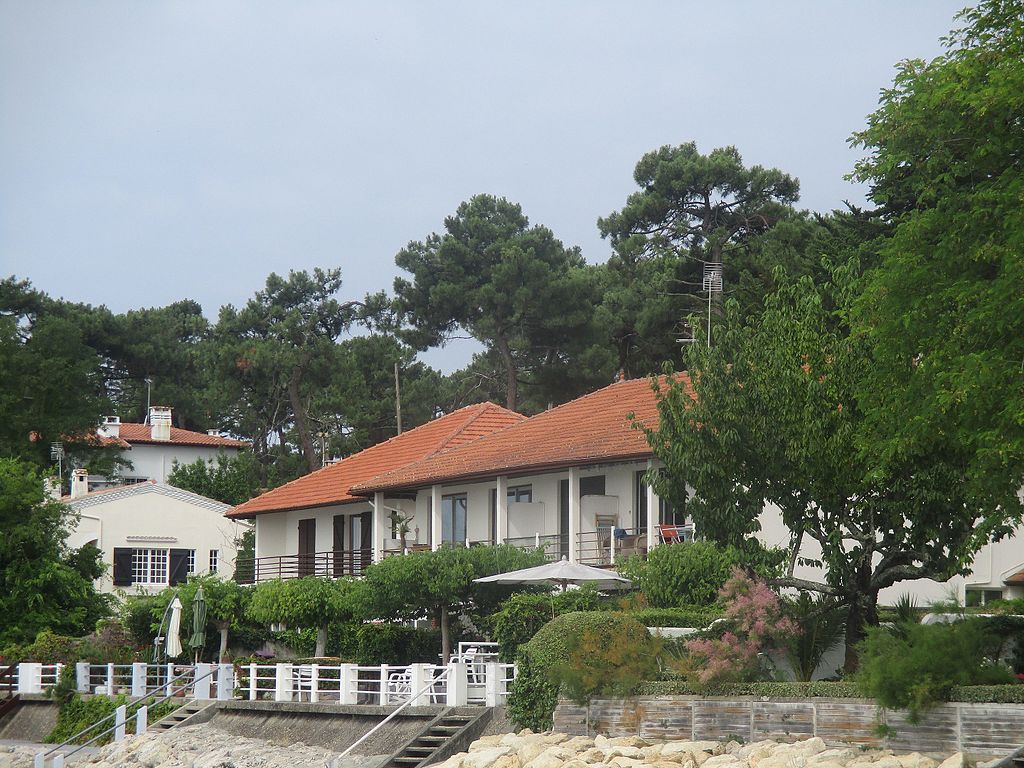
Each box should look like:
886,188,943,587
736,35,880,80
507,611,650,731
554,617,658,705
634,679,1024,703
626,606,723,629
616,541,784,608
782,592,846,682
46,694,179,745
685,569,797,686
855,619,1016,723
341,624,442,665
488,587,602,661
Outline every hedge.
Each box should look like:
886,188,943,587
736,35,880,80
633,679,1024,702
626,606,722,628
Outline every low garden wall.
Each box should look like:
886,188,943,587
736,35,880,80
552,695,1024,759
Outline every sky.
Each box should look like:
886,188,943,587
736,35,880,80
0,1,965,371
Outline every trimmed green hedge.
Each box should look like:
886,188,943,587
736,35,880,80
627,606,723,628
634,679,1024,702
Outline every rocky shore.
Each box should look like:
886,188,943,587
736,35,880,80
0,725,988,768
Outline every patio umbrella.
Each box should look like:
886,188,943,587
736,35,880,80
166,596,183,658
473,556,633,592
188,586,208,663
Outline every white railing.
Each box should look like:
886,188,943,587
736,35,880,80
14,660,514,706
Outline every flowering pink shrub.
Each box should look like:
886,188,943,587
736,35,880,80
685,567,798,684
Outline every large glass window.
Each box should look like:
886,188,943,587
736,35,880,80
635,471,684,530
442,493,468,544
131,549,169,585
508,485,532,503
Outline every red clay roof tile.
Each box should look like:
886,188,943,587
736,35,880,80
113,422,249,448
228,402,525,518
350,374,691,494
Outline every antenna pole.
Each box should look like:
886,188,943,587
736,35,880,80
394,362,402,435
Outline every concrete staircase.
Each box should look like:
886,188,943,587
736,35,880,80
148,700,217,732
384,709,491,768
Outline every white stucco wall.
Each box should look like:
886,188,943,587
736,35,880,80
67,484,247,594
119,443,242,483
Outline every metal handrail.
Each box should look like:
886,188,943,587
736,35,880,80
338,666,451,759
43,665,217,759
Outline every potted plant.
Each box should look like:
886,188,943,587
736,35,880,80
387,510,415,550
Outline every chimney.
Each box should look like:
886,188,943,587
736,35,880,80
44,477,62,501
98,415,120,439
70,468,89,499
207,429,221,437
149,406,172,441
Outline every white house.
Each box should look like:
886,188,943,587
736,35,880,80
65,478,248,593
226,402,525,582
84,406,247,491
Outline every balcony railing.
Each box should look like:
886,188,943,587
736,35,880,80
236,549,372,584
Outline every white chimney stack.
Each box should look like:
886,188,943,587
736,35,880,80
98,415,120,439
149,406,172,441
70,468,89,499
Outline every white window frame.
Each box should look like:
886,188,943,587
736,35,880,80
209,549,219,573
131,548,169,586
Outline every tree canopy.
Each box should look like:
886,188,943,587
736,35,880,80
247,576,358,657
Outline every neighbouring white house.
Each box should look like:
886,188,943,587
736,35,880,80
234,375,1024,608
226,402,525,582
80,406,247,491
64,477,249,593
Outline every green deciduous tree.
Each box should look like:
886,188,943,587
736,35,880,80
642,263,1023,671
0,458,112,646
247,576,358,657
167,451,261,506
850,0,1024,508
143,576,253,661
394,195,605,412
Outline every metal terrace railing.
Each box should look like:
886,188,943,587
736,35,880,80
235,549,373,584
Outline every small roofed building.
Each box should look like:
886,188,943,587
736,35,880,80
85,406,247,491
64,478,248,594
227,403,525,582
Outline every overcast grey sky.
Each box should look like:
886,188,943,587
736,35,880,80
1,1,964,370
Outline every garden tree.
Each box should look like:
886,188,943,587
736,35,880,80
0,279,111,468
642,265,1023,671
167,451,262,506
393,194,604,412
247,576,358,657
209,268,360,475
597,144,800,372
850,0,1024,509
356,544,545,662
0,458,111,646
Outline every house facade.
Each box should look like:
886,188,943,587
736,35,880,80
86,406,247,491
226,403,525,582
65,480,248,593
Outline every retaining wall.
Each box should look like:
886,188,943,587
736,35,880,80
552,696,1024,759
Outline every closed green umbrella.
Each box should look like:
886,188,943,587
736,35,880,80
188,586,208,663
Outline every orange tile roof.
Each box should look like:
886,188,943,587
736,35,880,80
351,374,692,494
228,403,525,518
113,423,248,448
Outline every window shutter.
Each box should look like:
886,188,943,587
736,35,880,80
169,549,190,585
112,548,134,586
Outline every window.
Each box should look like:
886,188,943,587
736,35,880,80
441,493,467,544
636,471,685,530
965,588,1003,607
187,550,196,574
209,550,219,573
131,549,169,585
508,485,532,503
489,485,534,542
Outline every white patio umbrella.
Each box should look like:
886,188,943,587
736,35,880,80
165,596,183,658
473,556,632,592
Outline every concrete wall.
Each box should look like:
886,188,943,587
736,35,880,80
553,696,1024,760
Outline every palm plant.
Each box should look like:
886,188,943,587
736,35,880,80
783,592,847,681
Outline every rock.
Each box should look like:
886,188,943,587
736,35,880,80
518,742,551,766
594,736,611,749
463,747,515,768
936,755,966,768
544,734,572,745
702,757,742,768
471,736,507,751
798,739,828,756
609,758,646,768
640,745,664,761
525,750,568,768
606,747,644,760
896,755,937,768
578,749,609,763
808,749,860,766
608,738,651,749
492,755,523,768
564,737,596,752
661,742,719,757
435,756,466,768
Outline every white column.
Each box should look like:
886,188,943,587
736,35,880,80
52,755,64,768
309,664,320,704
496,476,508,544
646,460,658,548
484,663,501,706
75,662,90,693
409,663,428,706
568,467,580,563
430,485,442,550
248,664,257,700
131,663,147,697
340,664,357,705
446,662,468,706
217,664,234,701
378,664,389,705
113,705,126,742
106,663,115,695
274,664,293,702
17,664,40,694
135,706,148,736
373,492,386,562
193,664,212,699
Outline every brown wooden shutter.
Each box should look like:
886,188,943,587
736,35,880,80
112,548,134,586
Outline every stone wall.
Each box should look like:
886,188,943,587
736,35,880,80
552,697,1024,759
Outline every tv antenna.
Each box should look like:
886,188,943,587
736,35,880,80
702,262,723,346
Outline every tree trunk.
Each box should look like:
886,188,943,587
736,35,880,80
287,359,319,473
494,336,518,412
842,566,879,674
219,626,229,662
440,605,451,665
315,624,328,658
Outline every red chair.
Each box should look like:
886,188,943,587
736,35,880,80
657,524,685,544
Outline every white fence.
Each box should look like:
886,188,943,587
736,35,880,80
13,660,515,707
